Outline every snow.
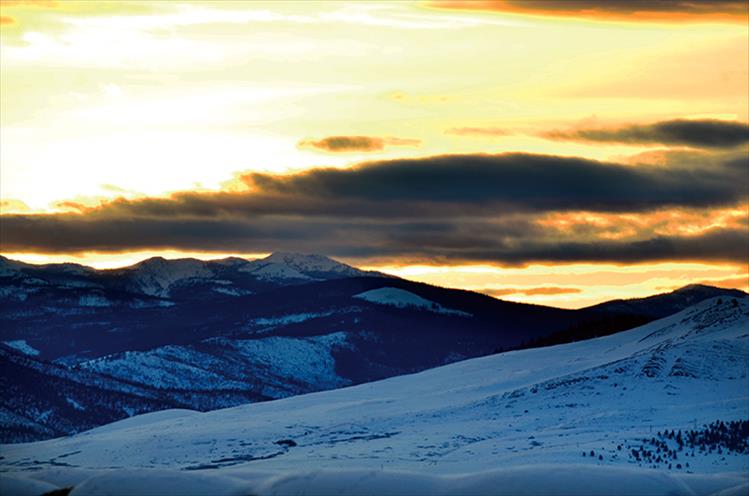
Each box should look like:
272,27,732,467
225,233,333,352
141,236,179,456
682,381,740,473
78,332,351,395
251,311,334,327
1,297,747,495
77,295,112,307
354,287,471,316
69,469,252,496
239,252,367,281
2,339,39,356
248,466,744,496
211,286,253,296
0,286,28,301
66,398,86,411
243,262,315,281
0,466,745,496
208,332,351,395
78,346,250,391
0,256,25,277
0,475,59,496
124,257,213,297
262,252,362,276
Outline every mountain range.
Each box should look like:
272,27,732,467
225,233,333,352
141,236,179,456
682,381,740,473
0,253,745,443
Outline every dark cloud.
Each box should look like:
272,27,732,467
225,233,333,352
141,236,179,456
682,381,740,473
446,127,509,137
240,152,747,212
1,151,747,265
542,119,749,148
50,152,747,220
2,214,746,266
298,136,420,153
432,1,748,21
452,228,749,266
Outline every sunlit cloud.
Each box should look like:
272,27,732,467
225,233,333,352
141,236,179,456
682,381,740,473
298,135,421,153
481,286,582,297
445,126,509,137
429,0,749,23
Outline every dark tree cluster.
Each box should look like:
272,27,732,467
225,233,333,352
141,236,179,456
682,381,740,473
621,419,748,469
676,420,749,455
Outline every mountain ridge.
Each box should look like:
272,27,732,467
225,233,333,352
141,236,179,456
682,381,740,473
1,252,746,444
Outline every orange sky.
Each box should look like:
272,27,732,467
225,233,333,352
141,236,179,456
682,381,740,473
1,0,747,308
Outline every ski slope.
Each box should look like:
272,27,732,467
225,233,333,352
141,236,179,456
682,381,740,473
1,296,747,495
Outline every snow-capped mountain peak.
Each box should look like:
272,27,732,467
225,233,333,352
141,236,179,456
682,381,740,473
263,252,361,274
240,252,370,281
122,257,214,297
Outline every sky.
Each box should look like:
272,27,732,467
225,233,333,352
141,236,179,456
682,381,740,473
0,0,747,308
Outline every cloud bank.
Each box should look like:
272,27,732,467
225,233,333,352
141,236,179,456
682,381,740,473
542,119,749,149
1,151,747,265
431,1,749,22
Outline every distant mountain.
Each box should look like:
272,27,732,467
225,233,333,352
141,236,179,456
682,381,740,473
0,252,382,303
0,253,745,443
2,296,746,494
585,283,747,317
521,284,749,349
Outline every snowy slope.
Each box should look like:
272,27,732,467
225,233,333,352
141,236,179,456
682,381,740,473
77,332,352,403
354,287,472,316
0,346,180,443
1,296,746,494
119,257,214,297
239,252,373,281
2,340,39,356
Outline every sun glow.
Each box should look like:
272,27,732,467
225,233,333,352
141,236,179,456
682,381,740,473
1,1,747,307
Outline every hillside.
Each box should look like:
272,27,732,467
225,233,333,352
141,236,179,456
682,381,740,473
1,296,746,494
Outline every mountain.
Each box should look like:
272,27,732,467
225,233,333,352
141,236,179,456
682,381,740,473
0,253,745,443
522,283,749,350
1,296,746,495
0,252,380,303
585,283,748,317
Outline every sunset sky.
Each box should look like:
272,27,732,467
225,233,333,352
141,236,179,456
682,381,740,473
1,0,747,308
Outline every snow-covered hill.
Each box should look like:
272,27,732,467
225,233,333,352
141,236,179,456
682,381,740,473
241,252,372,281
0,345,180,443
1,296,746,494
354,287,472,316
76,332,352,402
119,257,215,297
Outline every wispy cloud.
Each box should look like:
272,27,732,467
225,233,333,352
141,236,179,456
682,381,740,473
482,287,582,297
445,127,509,137
298,136,421,153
